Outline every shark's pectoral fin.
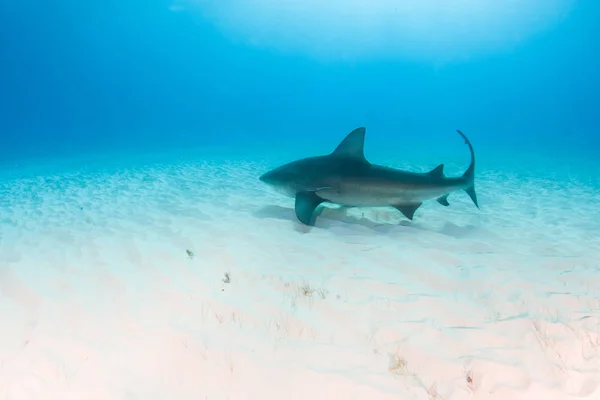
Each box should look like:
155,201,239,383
436,194,450,206
295,191,326,226
392,202,422,220
429,164,445,178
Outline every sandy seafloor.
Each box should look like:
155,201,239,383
0,146,599,400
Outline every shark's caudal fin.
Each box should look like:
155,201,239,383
330,127,369,163
456,130,479,209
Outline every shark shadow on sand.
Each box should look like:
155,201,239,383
253,204,483,239
253,204,403,232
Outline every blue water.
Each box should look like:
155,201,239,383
1,1,599,166
1,3,600,397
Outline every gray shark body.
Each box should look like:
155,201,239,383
259,127,479,226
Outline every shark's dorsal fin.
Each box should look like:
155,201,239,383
429,164,444,178
429,164,445,178
331,127,367,162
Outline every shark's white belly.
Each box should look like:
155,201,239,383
316,184,459,206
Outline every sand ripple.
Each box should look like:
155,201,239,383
1,156,599,399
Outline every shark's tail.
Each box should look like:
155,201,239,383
457,130,479,209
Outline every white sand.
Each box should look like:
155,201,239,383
0,153,599,400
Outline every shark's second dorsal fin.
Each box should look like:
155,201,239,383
429,164,444,178
331,127,368,162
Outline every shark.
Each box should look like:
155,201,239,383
259,127,479,226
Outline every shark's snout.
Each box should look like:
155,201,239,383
259,171,275,185
259,167,292,186
259,166,300,198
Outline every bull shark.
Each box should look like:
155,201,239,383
259,127,479,226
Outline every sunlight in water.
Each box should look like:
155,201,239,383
174,0,574,61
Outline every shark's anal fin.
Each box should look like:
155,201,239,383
295,191,326,226
392,202,422,220
429,164,445,178
436,194,450,206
